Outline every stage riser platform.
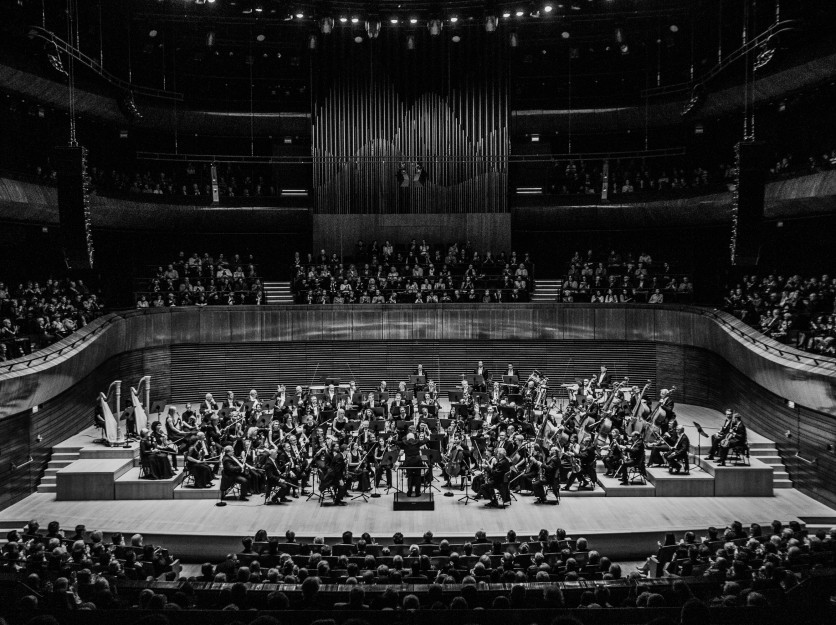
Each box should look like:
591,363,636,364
646,468,715,497
114,468,187,500
56,459,134,501
699,458,773,497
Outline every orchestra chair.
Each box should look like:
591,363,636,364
626,461,647,485
318,485,337,507
729,442,751,466
219,481,241,502
181,465,196,488
93,412,108,444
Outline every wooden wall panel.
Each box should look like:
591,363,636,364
563,308,596,340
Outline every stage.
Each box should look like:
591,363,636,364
1,405,834,562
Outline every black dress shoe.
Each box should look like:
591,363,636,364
619,481,629,486
280,497,292,503
484,501,500,508
239,497,250,502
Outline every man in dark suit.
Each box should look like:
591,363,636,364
264,449,292,504
220,446,250,501
717,413,747,466
324,384,339,409
707,409,734,460
505,363,517,378
482,447,511,508
532,445,561,504
473,361,490,392
596,366,610,390
666,425,691,474
617,432,645,485
390,392,409,419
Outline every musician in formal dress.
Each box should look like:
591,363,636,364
532,445,561,504
375,438,398,488
707,409,734,460
182,402,198,428
617,431,646,485
324,384,339,409
717,412,747,466
596,366,610,389
603,429,625,476
655,388,676,432
202,393,219,415
239,437,265,494
473,361,490,392
505,364,517,378
648,428,677,467
185,432,216,488
165,407,197,450
150,421,179,470
264,449,292,505
481,447,511,508
666,425,691,474
562,435,597,491
390,392,409,419
320,442,348,505
220,445,250,501
139,428,175,480
412,364,427,392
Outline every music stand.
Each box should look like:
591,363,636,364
447,391,463,404
150,402,166,417
458,464,479,505
380,450,399,495
423,449,442,493
692,421,711,472
409,375,426,388
324,377,341,387
502,375,520,384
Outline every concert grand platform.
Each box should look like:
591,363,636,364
2,405,833,563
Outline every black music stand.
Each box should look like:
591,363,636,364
324,377,341,387
458,466,479,505
150,402,166,418
379,450,399,495
305,469,326,503
409,375,426,390
423,449,442,493
473,392,489,405
692,421,712,472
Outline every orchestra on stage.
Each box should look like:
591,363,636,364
133,363,748,507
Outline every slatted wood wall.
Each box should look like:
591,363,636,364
170,340,657,403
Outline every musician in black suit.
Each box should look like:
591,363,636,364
707,409,734,460
532,446,561,504
390,392,410,419
264,449,292,504
201,393,219,415
320,441,348,505
473,361,490,392
617,432,646,485
666,425,691,474
324,384,339,409
411,365,427,392
184,432,216,488
504,364,517,378
220,446,250,501
717,413,747,466
482,447,511,508
596,366,610,389
398,433,427,497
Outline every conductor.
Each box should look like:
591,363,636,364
398,433,427,497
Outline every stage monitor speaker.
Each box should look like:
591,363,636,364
54,145,93,270
732,141,768,267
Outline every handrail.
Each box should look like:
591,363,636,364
26,26,183,101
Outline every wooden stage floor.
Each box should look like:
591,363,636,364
1,405,833,561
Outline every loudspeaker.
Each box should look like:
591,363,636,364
54,145,93,270
731,141,768,267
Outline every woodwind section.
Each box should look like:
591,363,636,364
312,28,509,214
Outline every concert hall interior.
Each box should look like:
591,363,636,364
2,1,836,625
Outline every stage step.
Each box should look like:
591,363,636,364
264,281,294,305
38,452,81,494
597,472,656,497
646,467,715,497
114,467,187,500
557,487,607,497
174,482,222,500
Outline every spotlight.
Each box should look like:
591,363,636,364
502,12,511,19
544,4,553,12
614,28,624,44
354,35,363,44
509,32,519,47
410,17,418,24
515,10,525,17
148,29,158,38
308,34,317,50
406,34,416,50
295,12,304,19
390,17,399,24
670,24,679,33
255,6,263,13
485,15,498,32
205,31,215,47
319,17,334,34
450,16,458,23
339,17,348,23
620,43,629,55
452,35,461,43
256,33,266,42
561,31,570,39
366,20,381,39
207,0,215,3
428,19,443,36
351,17,359,24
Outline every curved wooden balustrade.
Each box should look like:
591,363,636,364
1,304,833,418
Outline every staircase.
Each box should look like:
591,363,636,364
531,279,561,303
38,447,82,494
748,441,793,489
263,281,294,305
